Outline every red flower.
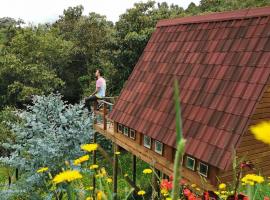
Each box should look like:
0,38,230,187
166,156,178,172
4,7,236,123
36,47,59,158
180,179,187,185
203,191,209,200
264,197,270,200
183,188,191,196
160,179,173,190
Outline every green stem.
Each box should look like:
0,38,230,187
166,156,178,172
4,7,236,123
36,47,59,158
171,139,185,200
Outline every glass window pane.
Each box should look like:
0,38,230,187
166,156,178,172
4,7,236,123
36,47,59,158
155,141,163,154
199,162,208,177
186,156,195,171
144,135,151,148
118,124,123,133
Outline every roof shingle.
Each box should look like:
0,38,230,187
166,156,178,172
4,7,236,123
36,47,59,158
109,7,270,170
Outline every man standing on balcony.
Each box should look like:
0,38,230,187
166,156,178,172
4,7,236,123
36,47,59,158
85,69,106,112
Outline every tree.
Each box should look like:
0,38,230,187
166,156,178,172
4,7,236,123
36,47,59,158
0,53,64,108
54,6,116,99
111,1,184,94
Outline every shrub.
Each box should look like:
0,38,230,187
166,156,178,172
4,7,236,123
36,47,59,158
0,94,93,199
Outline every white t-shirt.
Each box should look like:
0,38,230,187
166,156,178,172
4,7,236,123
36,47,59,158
96,77,106,98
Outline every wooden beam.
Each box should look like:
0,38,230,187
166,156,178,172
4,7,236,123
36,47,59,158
113,144,119,200
103,103,107,130
93,132,97,193
132,155,136,184
152,168,160,200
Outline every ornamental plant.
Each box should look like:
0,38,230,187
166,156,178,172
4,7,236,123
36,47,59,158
0,94,92,199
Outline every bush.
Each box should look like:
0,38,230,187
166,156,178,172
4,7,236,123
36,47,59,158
0,94,93,199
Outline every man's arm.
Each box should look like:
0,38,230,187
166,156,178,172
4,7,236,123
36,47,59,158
91,87,100,96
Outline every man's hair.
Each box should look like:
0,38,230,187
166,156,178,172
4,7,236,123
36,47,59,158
96,69,103,76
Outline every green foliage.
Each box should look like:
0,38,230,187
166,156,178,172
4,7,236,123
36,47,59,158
0,53,64,108
0,94,92,199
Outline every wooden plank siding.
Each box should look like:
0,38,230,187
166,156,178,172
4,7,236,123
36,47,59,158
218,85,270,183
94,123,215,190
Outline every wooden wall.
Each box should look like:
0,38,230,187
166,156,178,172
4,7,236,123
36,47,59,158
218,84,270,183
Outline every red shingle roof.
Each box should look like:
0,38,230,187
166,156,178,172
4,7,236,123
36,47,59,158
109,7,270,170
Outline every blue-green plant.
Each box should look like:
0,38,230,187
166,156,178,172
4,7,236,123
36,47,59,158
0,93,93,199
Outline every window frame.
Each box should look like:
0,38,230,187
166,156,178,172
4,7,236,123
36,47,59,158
123,126,129,136
186,156,196,171
198,162,208,177
154,140,163,155
143,135,151,149
117,123,123,133
129,129,136,140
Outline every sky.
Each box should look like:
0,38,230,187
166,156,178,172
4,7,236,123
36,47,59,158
0,0,200,24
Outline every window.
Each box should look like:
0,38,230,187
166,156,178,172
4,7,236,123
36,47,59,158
155,141,163,155
130,129,136,140
198,162,208,177
123,126,129,136
186,156,195,171
143,135,151,149
117,124,123,133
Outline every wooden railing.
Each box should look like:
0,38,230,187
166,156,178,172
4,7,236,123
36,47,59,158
93,97,117,130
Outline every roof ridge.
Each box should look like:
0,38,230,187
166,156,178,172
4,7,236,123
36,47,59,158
156,6,270,27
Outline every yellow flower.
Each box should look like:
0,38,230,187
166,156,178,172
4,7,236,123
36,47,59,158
107,178,113,183
52,170,82,184
100,167,107,176
250,121,270,145
191,183,197,188
90,164,99,170
115,151,121,155
220,194,228,199
86,197,93,200
37,167,49,173
65,160,70,166
74,155,90,166
242,174,264,185
81,143,98,152
85,186,94,191
219,183,226,190
161,188,168,196
97,191,102,200
143,168,153,174
137,190,146,196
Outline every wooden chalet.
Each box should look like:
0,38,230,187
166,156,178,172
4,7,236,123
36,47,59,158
93,7,270,191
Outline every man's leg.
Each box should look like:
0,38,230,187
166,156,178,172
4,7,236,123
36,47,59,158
85,95,98,112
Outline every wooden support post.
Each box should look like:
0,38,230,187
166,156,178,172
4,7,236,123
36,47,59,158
152,168,160,200
93,132,97,194
93,101,97,124
103,103,107,130
113,144,119,200
132,155,136,184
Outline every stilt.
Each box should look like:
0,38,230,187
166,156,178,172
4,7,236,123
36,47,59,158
113,144,119,200
93,132,97,194
132,155,136,184
152,168,160,200
15,168,19,181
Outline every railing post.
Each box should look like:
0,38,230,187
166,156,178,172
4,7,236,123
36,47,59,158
103,103,107,130
93,101,97,124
